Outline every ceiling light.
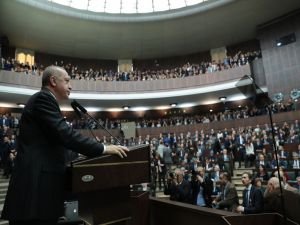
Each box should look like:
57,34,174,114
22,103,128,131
219,96,227,101
123,106,130,110
170,103,177,107
209,109,213,112
17,103,25,108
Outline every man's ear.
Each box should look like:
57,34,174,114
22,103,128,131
49,75,57,87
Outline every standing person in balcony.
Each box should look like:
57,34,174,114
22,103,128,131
1,66,129,225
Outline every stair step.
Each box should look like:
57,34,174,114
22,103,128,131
236,186,245,191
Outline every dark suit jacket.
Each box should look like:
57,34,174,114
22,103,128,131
242,185,264,214
2,88,105,221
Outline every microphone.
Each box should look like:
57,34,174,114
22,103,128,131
71,101,83,118
71,100,87,114
70,100,122,145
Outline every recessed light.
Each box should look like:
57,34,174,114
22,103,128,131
219,96,227,101
123,106,130,110
170,103,177,107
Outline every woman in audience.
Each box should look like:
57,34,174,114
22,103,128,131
255,164,269,181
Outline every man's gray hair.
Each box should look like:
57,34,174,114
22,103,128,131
42,65,65,87
269,177,280,189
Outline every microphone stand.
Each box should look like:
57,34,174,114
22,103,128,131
71,100,122,145
267,104,287,225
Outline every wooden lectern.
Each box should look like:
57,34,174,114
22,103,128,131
66,144,150,225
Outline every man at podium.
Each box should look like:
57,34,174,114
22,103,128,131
1,66,129,225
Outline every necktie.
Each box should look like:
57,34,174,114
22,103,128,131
245,188,249,207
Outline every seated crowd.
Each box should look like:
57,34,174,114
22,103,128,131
69,101,295,130
0,49,261,81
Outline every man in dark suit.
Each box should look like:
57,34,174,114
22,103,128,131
236,172,264,214
1,66,129,225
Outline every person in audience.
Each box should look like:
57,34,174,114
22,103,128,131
289,152,300,169
1,135,13,178
256,153,271,169
235,131,246,168
218,148,232,173
278,145,289,160
156,154,166,191
1,66,129,225
212,172,239,212
190,166,213,207
211,164,221,182
273,170,297,192
245,139,255,168
254,178,265,194
236,172,264,214
168,168,191,203
162,142,173,173
255,164,270,181
293,176,300,193
270,153,287,169
263,177,283,213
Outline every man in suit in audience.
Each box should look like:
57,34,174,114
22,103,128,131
235,131,246,168
289,152,300,169
236,172,264,214
212,172,239,211
263,177,283,213
1,66,129,225
168,168,191,203
256,153,271,169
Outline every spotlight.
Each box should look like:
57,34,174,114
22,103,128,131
123,106,130,110
170,103,177,107
219,96,227,101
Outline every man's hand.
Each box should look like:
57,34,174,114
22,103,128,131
236,205,244,213
105,145,129,158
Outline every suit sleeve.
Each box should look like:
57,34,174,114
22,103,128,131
32,91,104,157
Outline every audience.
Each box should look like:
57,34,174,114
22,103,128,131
0,50,261,82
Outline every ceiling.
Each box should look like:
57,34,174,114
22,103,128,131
0,0,300,60
0,0,299,111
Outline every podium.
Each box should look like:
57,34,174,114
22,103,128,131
66,144,150,225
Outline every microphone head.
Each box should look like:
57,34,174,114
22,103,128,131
71,100,87,114
71,100,82,118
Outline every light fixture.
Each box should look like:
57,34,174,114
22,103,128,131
17,103,25,108
276,33,296,47
272,93,284,103
123,106,130,110
209,109,213,112
219,96,227,101
170,103,177,107
290,89,300,101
